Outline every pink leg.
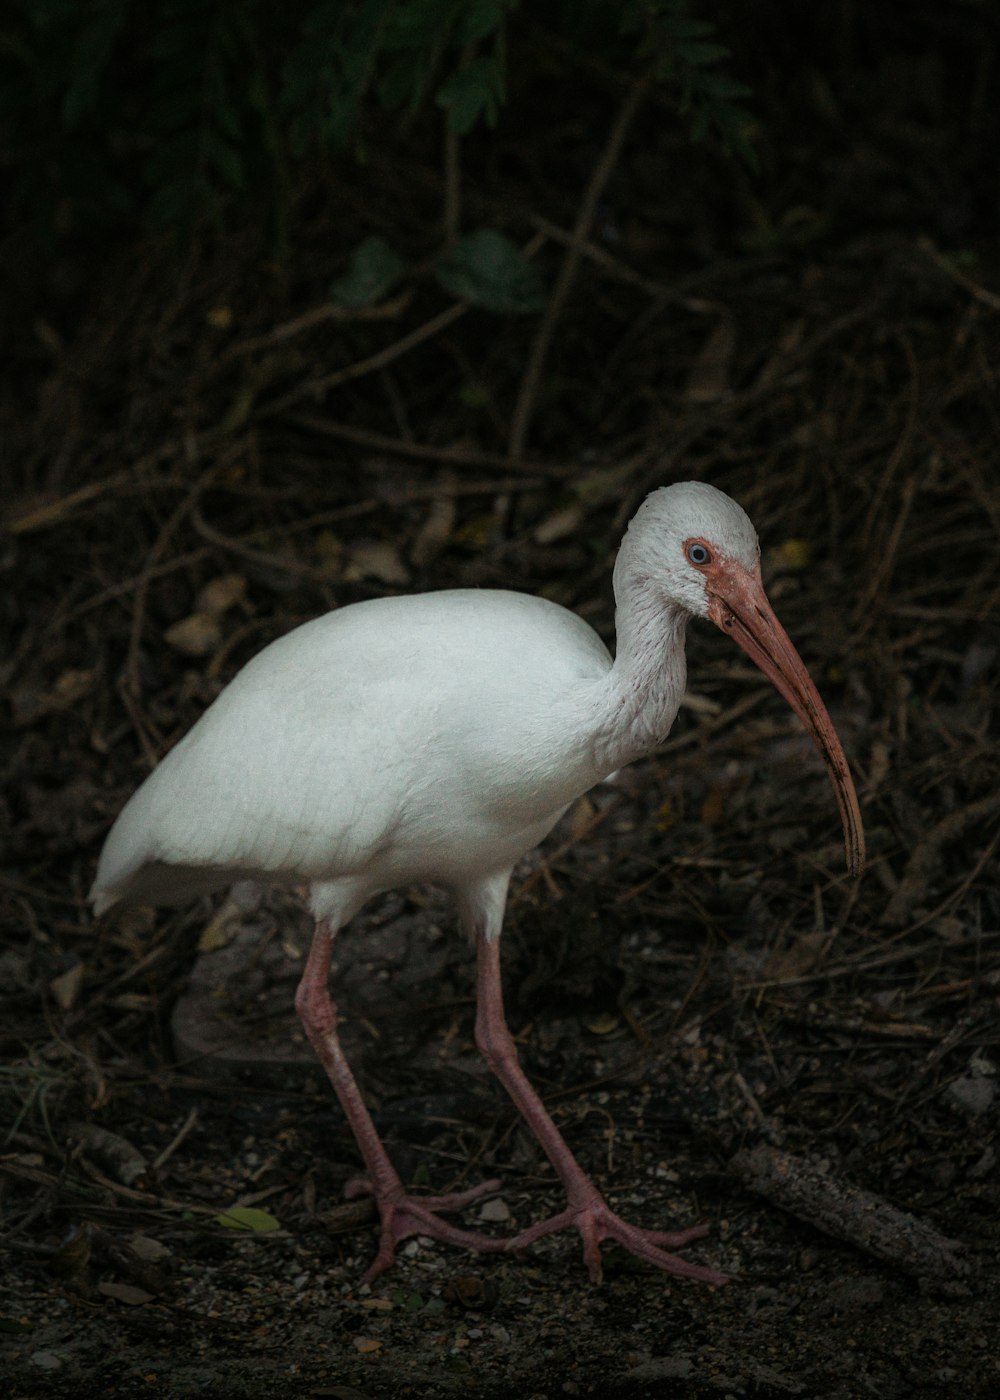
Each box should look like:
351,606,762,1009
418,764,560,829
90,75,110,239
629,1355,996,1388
296,919,508,1282
474,931,728,1285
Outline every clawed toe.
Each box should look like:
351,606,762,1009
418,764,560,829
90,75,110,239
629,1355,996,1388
507,1198,728,1286
359,1182,509,1283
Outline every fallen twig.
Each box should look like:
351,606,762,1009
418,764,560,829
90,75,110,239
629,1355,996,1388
732,1143,968,1292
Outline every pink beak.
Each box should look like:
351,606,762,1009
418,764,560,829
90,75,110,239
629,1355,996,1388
707,560,865,877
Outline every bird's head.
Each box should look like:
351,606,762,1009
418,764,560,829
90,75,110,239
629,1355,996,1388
621,480,762,621
619,481,865,877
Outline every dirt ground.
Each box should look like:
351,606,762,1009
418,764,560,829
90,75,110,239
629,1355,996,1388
3,10,999,1399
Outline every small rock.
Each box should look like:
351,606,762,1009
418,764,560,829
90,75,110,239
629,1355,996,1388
30,1352,66,1372
944,1073,995,1118
478,1196,511,1223
626,1355,694,1381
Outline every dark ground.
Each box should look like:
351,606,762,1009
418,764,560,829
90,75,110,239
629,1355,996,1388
3,9,1000,1398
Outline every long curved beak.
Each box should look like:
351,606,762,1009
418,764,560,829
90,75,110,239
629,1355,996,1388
707,562,865,877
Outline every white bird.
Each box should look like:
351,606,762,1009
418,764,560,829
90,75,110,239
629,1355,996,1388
91,481,864,1286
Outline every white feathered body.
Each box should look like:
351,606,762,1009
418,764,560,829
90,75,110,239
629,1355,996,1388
92,589,635,923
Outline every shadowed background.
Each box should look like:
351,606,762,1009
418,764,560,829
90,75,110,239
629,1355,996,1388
2,3,998,1396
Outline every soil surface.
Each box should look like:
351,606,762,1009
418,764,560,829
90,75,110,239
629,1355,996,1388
3,10,999,1399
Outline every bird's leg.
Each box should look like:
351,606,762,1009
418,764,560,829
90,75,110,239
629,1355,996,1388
295,919,508,1282
474,929,728,1285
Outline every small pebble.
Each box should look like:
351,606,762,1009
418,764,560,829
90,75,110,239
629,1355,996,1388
30,1352,65,1372
478,1196,511,1223
944,1073,995,1117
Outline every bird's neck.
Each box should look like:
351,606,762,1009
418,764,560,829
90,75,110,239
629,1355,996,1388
593,586,688,773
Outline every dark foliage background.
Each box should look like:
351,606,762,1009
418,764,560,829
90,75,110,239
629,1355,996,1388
2,3,999,1398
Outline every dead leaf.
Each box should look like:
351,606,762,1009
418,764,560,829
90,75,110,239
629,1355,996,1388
197,895,248,952
767,539,812,572
534,502,584,545
164,612,222,657
442,1274,498,1310
761,931,830,981
869,740,890,791
567,794,596,841
196,573,247,615
97,1282,155,1306
411,494,457,566
313,529,344,576
10,668,95,724
655,799,676,832
344,541,410,586
700,786,727,826
353,1336,383,1354
453,514,493,549
685,321,735,402
53,668,96,706
50,962,85,1010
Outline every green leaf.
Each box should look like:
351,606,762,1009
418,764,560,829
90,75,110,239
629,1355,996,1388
215,1206,281,1232
435,229,545,314
436,57,502,135
457,0,512,45
677,41,732,67
329,235,405,307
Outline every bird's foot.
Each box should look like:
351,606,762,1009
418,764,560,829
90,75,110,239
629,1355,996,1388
506,1194,729,1285
345,1176,509,1284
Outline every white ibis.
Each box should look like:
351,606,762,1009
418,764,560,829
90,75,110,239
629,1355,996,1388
91,481,864,1286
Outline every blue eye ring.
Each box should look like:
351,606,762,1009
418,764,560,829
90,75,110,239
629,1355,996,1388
685,541,712,567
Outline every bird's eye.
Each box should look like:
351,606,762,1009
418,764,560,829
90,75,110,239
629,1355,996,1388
685,541,712,567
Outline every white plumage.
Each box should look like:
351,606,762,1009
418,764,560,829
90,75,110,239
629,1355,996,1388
92,481,863,1285
94,590,614,919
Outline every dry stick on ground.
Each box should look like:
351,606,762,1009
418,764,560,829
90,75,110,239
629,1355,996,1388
529,215,725,313
6,443,197,535
742,927,1000,997
507,74,650,463
62,548,214,628
188,476,562,584
190,503,342,585
260,302,471,417
286,414,569,477
6,474,134,535
732,1143,968,1292
224,291,414,361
